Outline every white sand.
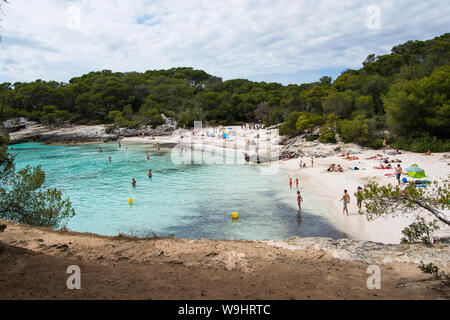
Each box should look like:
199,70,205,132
123,127,450,244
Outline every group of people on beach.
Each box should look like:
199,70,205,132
340,187,364,216
298,157,314,169
327,163,343,172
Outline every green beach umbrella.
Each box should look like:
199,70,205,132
406,164,426,178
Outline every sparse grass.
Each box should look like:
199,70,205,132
112,228,175,241
419,261,446,280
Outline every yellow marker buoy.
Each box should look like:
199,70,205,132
128,197,133,205
231,212,239,219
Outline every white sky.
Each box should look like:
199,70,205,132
0,0,449,84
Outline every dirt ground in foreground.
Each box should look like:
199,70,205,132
0,221,448,300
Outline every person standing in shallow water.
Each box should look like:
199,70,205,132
147,152,150,160
148,169,152,178
108,156,111,163
131,178,136,187
297,191,303,213
340,190,350,216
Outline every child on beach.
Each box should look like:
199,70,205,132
340,190,350,216
289,177,293,189
295,178,299,188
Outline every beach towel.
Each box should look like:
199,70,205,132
415,180,431,184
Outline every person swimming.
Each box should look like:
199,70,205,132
148,169,152,178
98,147,103,153
131,178,136,187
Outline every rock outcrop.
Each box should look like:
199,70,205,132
8,123,119,144
5,115,177,144
279,135,366,159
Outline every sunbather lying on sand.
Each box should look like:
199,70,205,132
327,164,336,172
374,164,392,169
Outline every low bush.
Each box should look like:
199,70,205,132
391,134,450,153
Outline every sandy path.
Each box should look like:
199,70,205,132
0,221,448,299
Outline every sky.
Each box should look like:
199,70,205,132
0,0,449,85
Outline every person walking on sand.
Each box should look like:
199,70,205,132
289,177,293,189
382,138,387,154
356,187,363,214
297,191,303,213
295,178,299,189
340,190,350,216
395,164,402,185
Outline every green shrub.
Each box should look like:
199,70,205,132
87,120,101,126
279,111,301,137
391,134,450,153
318,128,337,143
306,135,319,141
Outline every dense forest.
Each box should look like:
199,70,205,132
1,33,449,151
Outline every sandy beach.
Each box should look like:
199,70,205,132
123,126,450,244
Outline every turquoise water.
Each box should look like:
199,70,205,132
8,142,344,240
